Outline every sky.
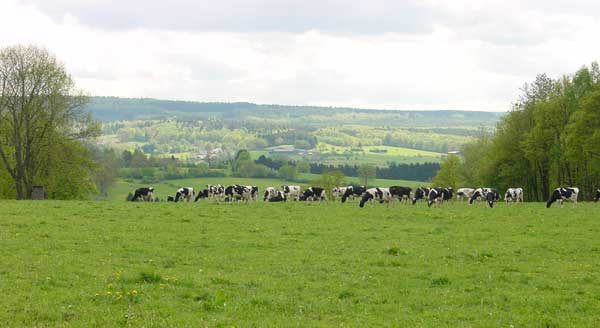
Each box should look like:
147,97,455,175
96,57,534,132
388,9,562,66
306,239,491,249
1,0,600,111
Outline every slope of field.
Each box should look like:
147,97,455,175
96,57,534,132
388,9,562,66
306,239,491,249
106,176,426,201
1,201,599,327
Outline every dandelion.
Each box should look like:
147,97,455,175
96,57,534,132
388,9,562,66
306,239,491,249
106,291,112,295
132,290,138,296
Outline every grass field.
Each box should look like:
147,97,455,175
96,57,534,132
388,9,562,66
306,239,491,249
106,176,427,201
1,200,600,327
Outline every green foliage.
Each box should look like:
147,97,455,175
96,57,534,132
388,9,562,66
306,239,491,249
358,164,376,187
312,171,346,198
432,155,462,190
460,63,600,200
277,164,297,181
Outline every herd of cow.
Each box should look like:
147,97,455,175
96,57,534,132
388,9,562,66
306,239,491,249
130,185,599,208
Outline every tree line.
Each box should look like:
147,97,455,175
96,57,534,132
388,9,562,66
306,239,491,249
433,63,600,201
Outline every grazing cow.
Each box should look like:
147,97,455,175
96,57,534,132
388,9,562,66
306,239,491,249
194,189,209,202
267,190,287,202
264,187,277,201
299,187,327,202
427,187,453,207
486,191,498,208
412,187,431,205
167,196,175,202
282,185,302,201
224,185,258,202
332,187,348,201
546,187,579,208
389,186,412,204
341,185,366,203
207,184,225,202
359,188,392,208
505,188,524,203
595,189,600,202
131,187,155,202
468,188,499,205
174,187,195,202
456,188,475,202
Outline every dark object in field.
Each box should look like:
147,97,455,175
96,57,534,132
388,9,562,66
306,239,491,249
341,185,366,203
194,189,209,202
546,187,579,208
412,187,430,205
131,187,155,202
299,187,327,201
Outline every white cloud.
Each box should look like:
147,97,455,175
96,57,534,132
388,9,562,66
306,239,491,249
2,0,600,111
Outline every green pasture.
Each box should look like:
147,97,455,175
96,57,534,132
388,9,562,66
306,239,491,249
1,201,599,326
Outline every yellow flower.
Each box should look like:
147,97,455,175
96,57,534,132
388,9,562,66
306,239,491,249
106,291,112,295
132,290,138,296
107,283,113,289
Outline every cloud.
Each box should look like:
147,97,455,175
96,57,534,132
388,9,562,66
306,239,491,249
2,0,600,112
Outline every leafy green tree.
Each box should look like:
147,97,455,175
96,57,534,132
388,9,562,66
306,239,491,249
358,164,376,187
297,161,311,173
278,164,297,181
432,155,461,190
0,45,99,199
313,171,346,198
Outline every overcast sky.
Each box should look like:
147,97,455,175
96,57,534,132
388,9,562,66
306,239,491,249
2,0,600,111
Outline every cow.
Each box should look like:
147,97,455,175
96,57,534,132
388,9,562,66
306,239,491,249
546,187,579,208
206,184,225,202
468,188,499,206
131,187,155,202
174,187,195,202
486,191,498,208
194,189,209,202
456,188,475,202
264,187,277,201
332,187,348,201
595,189,600,202
167,196,175,202
341,185,366,203
282,185,302,201
505,188,524,203
224,185,258,202
299,187,327,202
389,186,412,204
267,190,287,202
412,187,431,205
427,187,453,207
359,188,392,208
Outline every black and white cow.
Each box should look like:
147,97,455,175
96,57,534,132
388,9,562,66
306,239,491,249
264,187,277,201
332,187,348,201
299,187,327,202
207,184,225,202
167,196,175,202
131,187,155,202
341,185,366,203
412,187,431,205
389,186,412,204
174,187,195,202
194,189,209,202
224,185,258,202
505,188,524,204
267,190,287,202
427,187,453,207
546,187,579,208
456,188,475,202
282,185,302,201
595,189,600,202
468,188,499,206
359,188,392,208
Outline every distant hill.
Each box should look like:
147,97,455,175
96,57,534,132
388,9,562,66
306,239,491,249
86,96,503,127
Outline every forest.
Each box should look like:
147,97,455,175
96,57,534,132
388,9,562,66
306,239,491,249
433,62,600,201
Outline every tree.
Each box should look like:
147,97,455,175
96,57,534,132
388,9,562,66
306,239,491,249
358,164,376,187
0,45,99,199
278,164,297,181
432,155,461,190
313,171,346,198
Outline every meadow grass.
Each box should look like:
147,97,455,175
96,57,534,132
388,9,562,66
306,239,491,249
1,200,600,327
